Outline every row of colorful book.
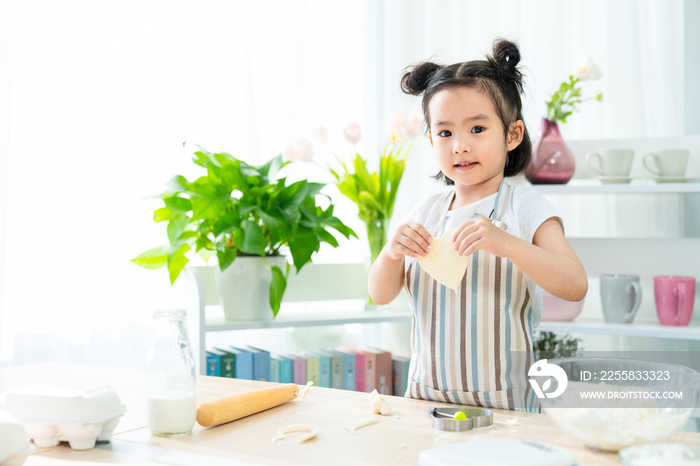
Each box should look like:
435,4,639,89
206,346,410,397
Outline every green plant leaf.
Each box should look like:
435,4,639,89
198,248,216,263
216,247,237,271
212,210,241,237
167,216,190,243
269,265,286,317
288,228,319,273
240,220,266,255
316,228,339,248
165,175,190,194
189,180,229,221
154,207,174,223
164,196,192,213
131,245,171,270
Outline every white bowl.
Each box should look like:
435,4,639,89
542,290,584,322
541,358,699,452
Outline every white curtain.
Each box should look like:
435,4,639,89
0,0,686,367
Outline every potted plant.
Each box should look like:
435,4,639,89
525,57,604,184
533,331,582,361
131,144,357,320
301,109,424,308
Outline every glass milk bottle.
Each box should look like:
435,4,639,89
146,308,196,436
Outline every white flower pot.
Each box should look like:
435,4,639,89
214,256,287,321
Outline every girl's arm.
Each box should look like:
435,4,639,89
367,250,405,305
453,216,587,301
507,218,588,302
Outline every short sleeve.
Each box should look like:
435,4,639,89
514,187,565,244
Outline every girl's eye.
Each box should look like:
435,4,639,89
438,130,451,137
472,126,484,133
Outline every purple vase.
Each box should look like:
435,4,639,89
525,118,575,184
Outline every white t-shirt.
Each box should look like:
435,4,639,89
398,178,564,328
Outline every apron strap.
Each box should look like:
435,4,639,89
435,179,514,237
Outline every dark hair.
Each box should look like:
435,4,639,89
400,38,531,185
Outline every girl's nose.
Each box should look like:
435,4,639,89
453,139,471,154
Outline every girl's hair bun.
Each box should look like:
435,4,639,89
489,38,523,91
400,61,443,96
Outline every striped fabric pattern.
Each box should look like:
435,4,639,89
403,180,538,412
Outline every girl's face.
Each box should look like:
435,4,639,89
428,86,522,187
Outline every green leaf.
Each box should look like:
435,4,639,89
167,216,190,243
316,228,339,248
288,228,319,273
269,265,287,317
154,207,174,223
259,154,283,178
131,245,171,270
164,196,192,213
165,175,189,194
276,180,309,207
216,247,237,271
212,210,241,237
189,180,229,221
168,249,190,284
240,220,266,255
198,248,216,263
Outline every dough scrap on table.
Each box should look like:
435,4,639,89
271,424,319,444
367,389,392,415
344,417,379,434
295,380,314,398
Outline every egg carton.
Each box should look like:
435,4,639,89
0,410,33,466
0,382,126,451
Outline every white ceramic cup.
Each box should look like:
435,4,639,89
642,149,689,177
585,149,635,176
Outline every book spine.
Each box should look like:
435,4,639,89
206,353,220,377
270,358,280,383
221,354,236,378
354,353,366,392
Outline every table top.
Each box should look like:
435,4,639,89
3,362,700,466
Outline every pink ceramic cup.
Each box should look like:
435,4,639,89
654,276,696,326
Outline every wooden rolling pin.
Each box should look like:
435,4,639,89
196,383,299,427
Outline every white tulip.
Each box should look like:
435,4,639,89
573,56,602,81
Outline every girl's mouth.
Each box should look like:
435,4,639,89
454,162,478,170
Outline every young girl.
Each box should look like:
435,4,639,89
368,39,588,412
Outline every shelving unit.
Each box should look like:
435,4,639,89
538,318,700,340
531,181,700,194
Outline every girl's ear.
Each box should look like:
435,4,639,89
506,120,524,151
429,134,433,147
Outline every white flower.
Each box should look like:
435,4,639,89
312,126,328,143
343,123,362,145
573,56,602,81
407,106,424,138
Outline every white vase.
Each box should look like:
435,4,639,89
214,256,287,321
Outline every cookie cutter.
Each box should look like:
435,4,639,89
428,407,493,432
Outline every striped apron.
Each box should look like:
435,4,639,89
404,179,539,412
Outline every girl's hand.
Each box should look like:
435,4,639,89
452,217,515,257
384,222,433,261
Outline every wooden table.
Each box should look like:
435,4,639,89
2,362,700,465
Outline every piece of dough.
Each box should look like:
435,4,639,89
417,228,469,290
271,424,319,444
344,418,379,434
367,389,392,416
